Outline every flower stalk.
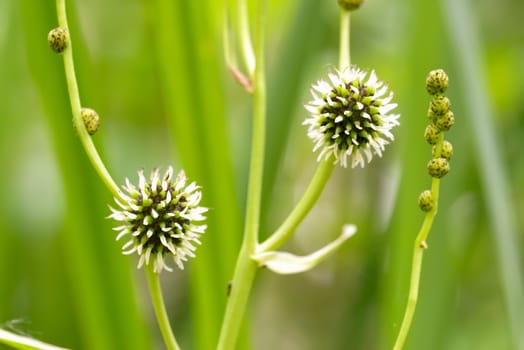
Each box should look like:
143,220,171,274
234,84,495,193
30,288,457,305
393,173,442,350
145,266,181,350
258,159,334,252
53,0,120,198
339,9,351,69
393,69,454,350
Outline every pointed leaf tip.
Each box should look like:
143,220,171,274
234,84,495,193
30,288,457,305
252,224,357,275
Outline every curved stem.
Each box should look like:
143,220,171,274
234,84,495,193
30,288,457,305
55,0,121,198
145,267,181,350
393,134,443,350
339,9,351,70
217,0,266,348
258,159,334,252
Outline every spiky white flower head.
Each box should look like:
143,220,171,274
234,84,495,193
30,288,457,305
108,167,207,273
304,66,400,168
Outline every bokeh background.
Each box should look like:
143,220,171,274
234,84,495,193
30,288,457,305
1,0,523,349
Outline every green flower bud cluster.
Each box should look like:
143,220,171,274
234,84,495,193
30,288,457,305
419,69,455,212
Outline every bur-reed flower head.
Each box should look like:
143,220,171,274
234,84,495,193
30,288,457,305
108,167,207,273
304,67,400,168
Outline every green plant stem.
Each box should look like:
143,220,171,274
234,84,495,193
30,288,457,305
339,9,351,70
145,267,181,350
243,2,266,257
259,159,334,252
0,328,70,350
55,0,120,199
393,135,443,350
217,1,266,348
216,246,258,350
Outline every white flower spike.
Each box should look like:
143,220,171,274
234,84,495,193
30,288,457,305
304,67,400,168
108,167,208,273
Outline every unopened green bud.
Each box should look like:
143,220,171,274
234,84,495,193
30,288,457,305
338,0,364,11
48,27,68,54
427,157,449,178
424,124,441,145
435,110,455,131
429,96,451,116
427,108,437,123
418,190,434,212
426,69,449,95
81,108,100,135
433,140,453,160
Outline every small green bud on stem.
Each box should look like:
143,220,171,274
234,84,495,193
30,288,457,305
437,140,453,160
427,109,437,123
435,111,455,131
81,107,100,135
48,27,68,54
418,190,434,212
425,69,449,95
429,96,451,116
424,124,441,145
427,157,449,178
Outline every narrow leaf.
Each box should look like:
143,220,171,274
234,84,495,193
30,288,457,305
253,224,357,274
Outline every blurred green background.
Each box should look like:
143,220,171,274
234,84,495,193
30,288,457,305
1,0,523,349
